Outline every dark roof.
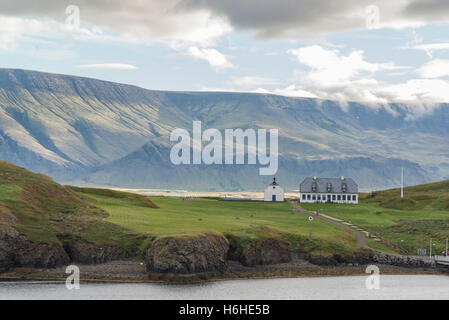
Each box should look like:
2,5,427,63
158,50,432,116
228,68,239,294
300,177,358,193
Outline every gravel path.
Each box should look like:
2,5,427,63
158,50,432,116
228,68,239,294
289,201,369,248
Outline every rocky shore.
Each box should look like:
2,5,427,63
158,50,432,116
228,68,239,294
0,258,442,284
0,226,445,283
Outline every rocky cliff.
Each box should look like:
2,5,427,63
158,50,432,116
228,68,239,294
0,224,69,271
239,238,292,266
146,234,229,274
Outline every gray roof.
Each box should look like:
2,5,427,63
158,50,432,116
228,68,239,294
300,177,358,193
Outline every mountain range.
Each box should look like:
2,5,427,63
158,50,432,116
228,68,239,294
0,68,448,191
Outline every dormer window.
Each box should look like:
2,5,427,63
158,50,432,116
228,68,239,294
342,183,347,193
327,183,332,192
312,182,317,192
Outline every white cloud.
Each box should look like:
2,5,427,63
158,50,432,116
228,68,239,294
187,46,233,70
0,1,233,48
408,42,449,51
288,45,401,84
380,79,449,104
243,45,449,112
0,16,57,51
269,85,317,98
231,76,280,88
417,59,449,78
75,63,137,70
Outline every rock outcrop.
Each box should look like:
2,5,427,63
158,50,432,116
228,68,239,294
0,224,69,271
241,238,292,266
63,241,122,264
373,253,434,268
146,234,229,273
307,251,374,266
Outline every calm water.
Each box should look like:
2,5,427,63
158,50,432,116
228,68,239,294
0,275,448,300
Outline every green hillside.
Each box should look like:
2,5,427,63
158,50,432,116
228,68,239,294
302,181,449,255
0,161,150,256
0,161,362,260
3,159,449,263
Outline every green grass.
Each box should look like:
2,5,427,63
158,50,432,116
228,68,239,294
80,194,356,248
301,181,449,254
0,160,361,260
0,161,147,257
0,184,20,201
7,159,449,259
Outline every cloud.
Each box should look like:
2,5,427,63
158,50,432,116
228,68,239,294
231,76,280,88
3,0,449,45
0,16,57,51
269,85,317,98
406,42,449,59
409,43,449,51
182,0,434,39
417,59,449,78
288,45,402,84
402,0,449,21
0,1,232,48
75,63,137,70
246,45,449,111
187,46,233,70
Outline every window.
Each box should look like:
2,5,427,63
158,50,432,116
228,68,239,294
327,183,332,192
337,195,341,201
312,195,316,201
342,195,346,201
312,182,317,192
352,195,357,201
318,195,321,201
342,183,347,193
302,194,306,200
307,194,311,200
332,195,336,201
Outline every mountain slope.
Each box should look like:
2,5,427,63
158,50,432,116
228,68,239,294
84,139,429,191
0,68,448,190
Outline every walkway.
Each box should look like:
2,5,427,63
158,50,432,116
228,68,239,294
289,201,369,248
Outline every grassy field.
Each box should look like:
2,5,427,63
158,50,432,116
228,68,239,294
302,181,449,255
76,191,358,256
0,160,362,260
4,159,449,260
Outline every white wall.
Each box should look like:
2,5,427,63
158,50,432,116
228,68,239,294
299,193,358,204
264,185,284,202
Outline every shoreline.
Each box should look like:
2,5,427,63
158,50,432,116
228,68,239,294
0,260,445,285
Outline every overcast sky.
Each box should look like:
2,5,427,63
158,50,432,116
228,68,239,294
2,0,449,108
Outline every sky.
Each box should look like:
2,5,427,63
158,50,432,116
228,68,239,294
2,0,449,109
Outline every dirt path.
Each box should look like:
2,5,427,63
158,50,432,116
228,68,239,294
289,201,369,248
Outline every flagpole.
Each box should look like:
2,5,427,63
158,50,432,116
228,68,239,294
401,168,404,198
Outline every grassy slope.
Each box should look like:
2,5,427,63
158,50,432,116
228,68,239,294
6,157,449,259
0,160,359,259
75,191,359,257
302,181,449,254
0,161,152,257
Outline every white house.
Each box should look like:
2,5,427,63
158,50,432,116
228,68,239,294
299,176,358,204
264,177,284,202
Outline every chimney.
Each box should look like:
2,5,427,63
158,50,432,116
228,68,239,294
341,176,345,180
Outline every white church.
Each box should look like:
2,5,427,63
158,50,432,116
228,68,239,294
264,177,284,202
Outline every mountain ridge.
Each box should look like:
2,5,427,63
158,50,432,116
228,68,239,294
0,68,447,190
